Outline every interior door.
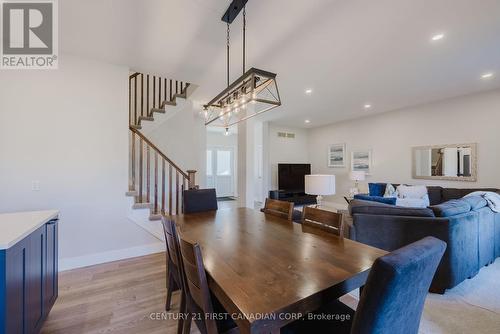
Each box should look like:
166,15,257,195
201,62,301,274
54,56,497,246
206,147,235,197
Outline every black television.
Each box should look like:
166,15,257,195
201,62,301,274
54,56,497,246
278,163,311,192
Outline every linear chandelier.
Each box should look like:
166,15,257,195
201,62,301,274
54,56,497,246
203,0,281,129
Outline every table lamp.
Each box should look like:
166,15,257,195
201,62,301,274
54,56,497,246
349,171,366,196
305,174,336,207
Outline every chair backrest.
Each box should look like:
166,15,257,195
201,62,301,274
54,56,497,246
178,237,219,334
261,198,294,221
351,236,446,334
301,206,344,236
161,217,182,276
183,188,218,214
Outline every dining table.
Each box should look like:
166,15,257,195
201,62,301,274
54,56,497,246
174,207,387,334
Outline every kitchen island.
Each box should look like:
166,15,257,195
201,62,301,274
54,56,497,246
0,210,59,334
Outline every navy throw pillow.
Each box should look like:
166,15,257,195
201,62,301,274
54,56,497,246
354,194,397,205
369,183,387,197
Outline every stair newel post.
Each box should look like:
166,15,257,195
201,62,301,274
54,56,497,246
154,152,158,214
187,170,197,190
161,159,166,215
168,165,173,215
139,138,143,202
146,146,151,203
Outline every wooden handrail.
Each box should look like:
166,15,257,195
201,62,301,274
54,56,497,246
129,126,189,180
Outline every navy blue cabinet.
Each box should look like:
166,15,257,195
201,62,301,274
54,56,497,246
1,219,58,334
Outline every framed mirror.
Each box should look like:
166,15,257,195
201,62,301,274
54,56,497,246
412,143,477,182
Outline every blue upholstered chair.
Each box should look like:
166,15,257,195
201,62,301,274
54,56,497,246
183,188,218,214
282,236,446,334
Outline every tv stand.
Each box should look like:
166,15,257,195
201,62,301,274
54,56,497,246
269,190,317,206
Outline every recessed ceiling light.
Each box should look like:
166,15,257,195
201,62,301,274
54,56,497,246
364,104,372,109
304,119,311,124
481,72,494,79
305,89,313,95
431,33,445,41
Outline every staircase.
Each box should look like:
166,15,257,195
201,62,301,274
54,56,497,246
125,72,197,239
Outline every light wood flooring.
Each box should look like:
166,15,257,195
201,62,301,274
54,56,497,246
41,252,197,334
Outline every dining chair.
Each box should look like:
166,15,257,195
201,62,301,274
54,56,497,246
301,206,344,236
282,236,446,334
183,188,218,214
261,198,294,221
178,237,238,334
161,217,183,313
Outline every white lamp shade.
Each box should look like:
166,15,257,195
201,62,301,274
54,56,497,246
349,171,366,181
305,175,336,196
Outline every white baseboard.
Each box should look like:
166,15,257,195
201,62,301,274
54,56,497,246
58,242,165,272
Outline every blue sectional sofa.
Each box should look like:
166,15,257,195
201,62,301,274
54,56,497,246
349,185,500,294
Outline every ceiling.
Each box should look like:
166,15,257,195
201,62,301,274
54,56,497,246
61,0,500,128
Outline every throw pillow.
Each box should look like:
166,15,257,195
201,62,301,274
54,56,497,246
396,195,430,208
354,194,397,205
368,183,387,197
397,185,428,199
384,183,398,198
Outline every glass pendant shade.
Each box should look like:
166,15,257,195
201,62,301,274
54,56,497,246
203,67,281,128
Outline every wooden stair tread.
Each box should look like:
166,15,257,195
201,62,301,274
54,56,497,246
150,108,165,114
132,202,152,209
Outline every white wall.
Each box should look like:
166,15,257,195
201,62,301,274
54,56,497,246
308,89,500,203
146,103,207,188
268,124,310,190
0,54,161,270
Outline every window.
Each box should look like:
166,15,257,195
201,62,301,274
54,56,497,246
216,150,231,176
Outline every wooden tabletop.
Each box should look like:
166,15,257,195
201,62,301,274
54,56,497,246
174,207,386,334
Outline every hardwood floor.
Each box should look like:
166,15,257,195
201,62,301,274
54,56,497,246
41,252,200,334
42,235,358,334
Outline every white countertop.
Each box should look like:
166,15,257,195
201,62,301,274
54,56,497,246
0,210,59,250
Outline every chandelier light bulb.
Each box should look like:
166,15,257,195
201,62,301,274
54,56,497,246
224,128,229,136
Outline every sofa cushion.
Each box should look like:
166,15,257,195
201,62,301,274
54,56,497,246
442,188,500,202
354,194,397,205
369,183,387,197
396,195,430,208
384,183,398,197
431,199,472,217
350,199,435,217
462,196,489,211
427,186,443,205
